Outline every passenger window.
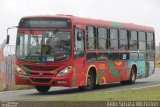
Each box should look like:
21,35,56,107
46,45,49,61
97,27,108,50
147,33,154,50
138,31,146,51
108,53,119,60
119,29,128,50
147,52,155,60
97,53,108,61
139,53,146,60
130,53,138,60
86,26,96,50
109,29,118,50
86,53,97,62
139,41,146,51
130,31,138,51
139,32,146,41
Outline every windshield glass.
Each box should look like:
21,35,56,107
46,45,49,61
16,31,71,62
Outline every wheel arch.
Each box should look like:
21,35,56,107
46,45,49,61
131,64,137,77
86,65,97,85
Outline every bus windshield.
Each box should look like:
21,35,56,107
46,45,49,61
16,31,71,62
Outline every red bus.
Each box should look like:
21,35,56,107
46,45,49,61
8,15,155,93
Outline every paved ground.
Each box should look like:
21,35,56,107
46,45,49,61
0,68,159,101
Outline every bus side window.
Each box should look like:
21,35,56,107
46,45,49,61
86,26,96,50
109,29,118,50
147,32,154,51
97,27,108,50
138,31,146,51
130,31,138,51
74,28,85,58
119,29,128,50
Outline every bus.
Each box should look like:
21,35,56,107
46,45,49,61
8,15,155,93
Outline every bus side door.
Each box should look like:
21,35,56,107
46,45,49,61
73,28,86,86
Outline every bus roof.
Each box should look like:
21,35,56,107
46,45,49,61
21,14,154,32
73,16,154,32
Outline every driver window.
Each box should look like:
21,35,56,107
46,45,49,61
74,28,85,58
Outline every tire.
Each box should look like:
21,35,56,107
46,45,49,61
35,86,50,93
79,71,95,91
120,67,136,85
128,67,136,84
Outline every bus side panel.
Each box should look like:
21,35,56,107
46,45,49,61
146,61,155,77
72,59,86,87
96,63,109,85
128,60,146,79
95,61,129,84
107,61,129,83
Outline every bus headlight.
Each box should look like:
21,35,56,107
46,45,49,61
16,66,27,75
56,66,72,77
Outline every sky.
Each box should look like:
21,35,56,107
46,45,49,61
0,0,160,46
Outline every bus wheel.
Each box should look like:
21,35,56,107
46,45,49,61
120,67,136,85
128,67,136,84
79,71,95,91
35,86,50,93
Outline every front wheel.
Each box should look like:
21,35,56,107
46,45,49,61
79,71,95,91
35,86,50,93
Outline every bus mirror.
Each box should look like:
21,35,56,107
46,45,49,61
6,26,17,44
77,30,82,41
6,35,10,44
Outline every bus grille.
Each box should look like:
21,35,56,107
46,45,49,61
31,72,55,76
25,65,59,71
31,78,51,83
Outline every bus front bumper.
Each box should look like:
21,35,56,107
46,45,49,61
15,73,73,87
